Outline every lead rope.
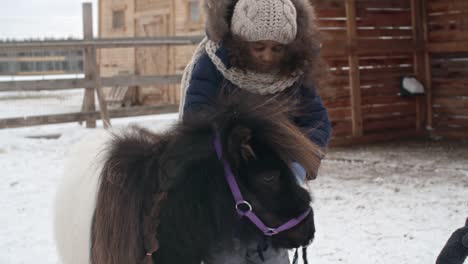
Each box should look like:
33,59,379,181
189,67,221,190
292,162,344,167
292,247,309,264
292,248,299,264
256,236,269,261
302,246,309,264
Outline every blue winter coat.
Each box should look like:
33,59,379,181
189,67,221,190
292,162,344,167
183,44,332,148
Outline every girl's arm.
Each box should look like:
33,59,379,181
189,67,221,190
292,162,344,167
295,85,333,149
290,85,332,180
183,53,223,120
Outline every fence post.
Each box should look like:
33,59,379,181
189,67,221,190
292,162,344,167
345,0,363,136
411,0,427,131
421,0,433,130
94,63,112,128
82,3,97,128
82,3,111,128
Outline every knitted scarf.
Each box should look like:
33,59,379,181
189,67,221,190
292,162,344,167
178,37,303,120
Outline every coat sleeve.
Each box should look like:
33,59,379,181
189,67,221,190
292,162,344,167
182,52,223,120
294,85,333,149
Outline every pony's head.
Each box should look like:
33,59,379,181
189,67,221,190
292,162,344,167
219,124,316,249
206,90,320,249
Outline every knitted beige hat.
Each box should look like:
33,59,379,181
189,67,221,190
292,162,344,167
230,0,298,44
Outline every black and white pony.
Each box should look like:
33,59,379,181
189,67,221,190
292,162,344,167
54,91,322,264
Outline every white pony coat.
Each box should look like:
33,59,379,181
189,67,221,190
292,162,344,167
54,129,112,264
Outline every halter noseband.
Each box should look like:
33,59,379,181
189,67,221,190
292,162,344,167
213,132,311,237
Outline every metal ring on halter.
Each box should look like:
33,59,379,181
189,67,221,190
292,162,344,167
265,228,278,236
235,200,253,214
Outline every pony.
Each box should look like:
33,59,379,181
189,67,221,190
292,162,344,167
54,90,322,264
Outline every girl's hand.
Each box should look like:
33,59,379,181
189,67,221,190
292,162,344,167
290,162,307,184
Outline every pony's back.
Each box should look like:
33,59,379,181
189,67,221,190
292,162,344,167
54,129,111,264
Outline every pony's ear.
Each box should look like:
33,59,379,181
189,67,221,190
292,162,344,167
228,126,256,162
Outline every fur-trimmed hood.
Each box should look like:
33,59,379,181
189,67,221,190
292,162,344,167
202,0,324,84
203,0,318,43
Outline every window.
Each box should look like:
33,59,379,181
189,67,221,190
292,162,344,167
36,61,44,72
188,0,201,22
62,61,70,72
54,61,62,71
45,62,54,72
0,62,8,74
19,62,31,72
78,61,84,71
112,10,125,30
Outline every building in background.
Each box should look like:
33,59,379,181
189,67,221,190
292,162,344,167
99,0,205,105
0,46,83,76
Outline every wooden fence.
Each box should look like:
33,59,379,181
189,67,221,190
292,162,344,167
1,1,467,145
0,3,202,129
313,0,468,145
313,0,425,145
426,0,468,140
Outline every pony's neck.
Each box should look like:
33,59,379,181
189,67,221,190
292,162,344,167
155,145,242,261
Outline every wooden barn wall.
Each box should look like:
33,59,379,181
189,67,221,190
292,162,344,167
99,0,136,78
313,0,422,145
98,0,441,144
426,0,468,140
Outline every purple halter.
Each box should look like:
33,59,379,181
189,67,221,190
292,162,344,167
213,132,312,237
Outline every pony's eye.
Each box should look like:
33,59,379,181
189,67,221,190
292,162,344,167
263,173,278,183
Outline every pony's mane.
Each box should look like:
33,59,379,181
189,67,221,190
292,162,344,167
185,89,323,179
92,126,169,263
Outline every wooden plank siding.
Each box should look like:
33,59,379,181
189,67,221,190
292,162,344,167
426,0,468,140
430,53,468,138
123,0,429,146
312,0,425,144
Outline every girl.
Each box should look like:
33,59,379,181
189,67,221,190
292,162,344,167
179,0,332,262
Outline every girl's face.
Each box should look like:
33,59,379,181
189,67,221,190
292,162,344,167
247,40,286,73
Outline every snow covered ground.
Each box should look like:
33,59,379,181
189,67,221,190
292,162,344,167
0,89,84,119
0,75,85,119
310,140,468,264
0,90,467,263
1,119,466,264
0,115,178,264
